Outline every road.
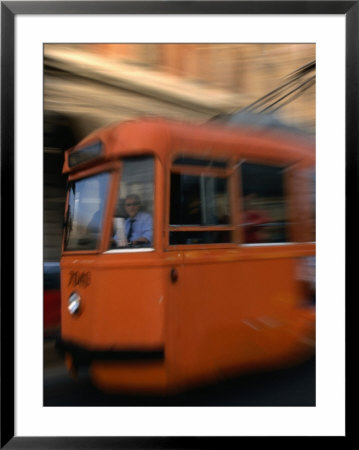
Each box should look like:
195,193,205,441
44,339,315,407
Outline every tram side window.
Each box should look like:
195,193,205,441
293,168,316,242
169,173,231,245
305,169,316,242
110,156,154,249
240,162,288,244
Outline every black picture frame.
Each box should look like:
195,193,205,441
1,1,355,447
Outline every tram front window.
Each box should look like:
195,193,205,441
64,172,110,251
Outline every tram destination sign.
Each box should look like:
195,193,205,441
68,140,103,168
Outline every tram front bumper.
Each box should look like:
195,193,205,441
56,337,168,392
55,337,165,368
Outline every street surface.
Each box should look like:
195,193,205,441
44,339,315,407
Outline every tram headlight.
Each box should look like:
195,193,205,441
68,291,81,315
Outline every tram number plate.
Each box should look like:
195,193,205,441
68,271,91,288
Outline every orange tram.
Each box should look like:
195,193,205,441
58,117,315,393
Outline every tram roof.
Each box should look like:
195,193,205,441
63,117,315,174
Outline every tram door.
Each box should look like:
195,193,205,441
165,158,296,386
165,157,237,384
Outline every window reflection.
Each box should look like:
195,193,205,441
64,172,110,251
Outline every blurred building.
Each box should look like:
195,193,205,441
44,43,315,261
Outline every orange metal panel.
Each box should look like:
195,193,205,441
63,119,315,175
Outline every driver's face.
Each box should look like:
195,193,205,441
125,198,140,218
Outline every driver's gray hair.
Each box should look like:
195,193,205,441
125,194,141,204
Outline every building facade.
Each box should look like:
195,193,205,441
44,43,315,261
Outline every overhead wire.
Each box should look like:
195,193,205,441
237,60,316,114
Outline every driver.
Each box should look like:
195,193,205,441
119,194,152,247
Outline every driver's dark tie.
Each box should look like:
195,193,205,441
127,219,135,242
